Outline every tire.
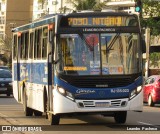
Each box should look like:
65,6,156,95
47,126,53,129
23,87,33,116
148,94,154,107
44,89,48,119
7,92,10,97
48,113,60,125
45,100,49,119
34,110,43,116
114,111,127,124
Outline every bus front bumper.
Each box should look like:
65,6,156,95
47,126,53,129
53,89,143,115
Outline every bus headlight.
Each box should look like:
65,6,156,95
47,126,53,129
129,86,142,100
57,87,75,101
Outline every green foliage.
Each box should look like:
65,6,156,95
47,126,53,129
0,37,12,66
142,0,160,36
0,54,8,65
149,52,160,67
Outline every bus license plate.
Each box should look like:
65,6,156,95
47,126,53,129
95,102,109,107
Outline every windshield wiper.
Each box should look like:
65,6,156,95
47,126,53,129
106,33,120,52
106,33,120,62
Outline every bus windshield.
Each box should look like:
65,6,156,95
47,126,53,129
56,33,142,75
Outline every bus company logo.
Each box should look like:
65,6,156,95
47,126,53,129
76,89,96,95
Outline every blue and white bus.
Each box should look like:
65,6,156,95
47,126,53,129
12,11,143,125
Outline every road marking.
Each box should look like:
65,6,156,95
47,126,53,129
138,121,154,126
138,121,160,129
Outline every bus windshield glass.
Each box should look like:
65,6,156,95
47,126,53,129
56,33,141,75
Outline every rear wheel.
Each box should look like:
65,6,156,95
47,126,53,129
148,94,154,107
7,92,10,97
23,87,33,116
114,111,127,124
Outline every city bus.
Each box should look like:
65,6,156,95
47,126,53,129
12,11,143,125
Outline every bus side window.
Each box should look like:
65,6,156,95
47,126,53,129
25,32,29,59
21,33,25,59
13,35,17,60
42,27,48,59
34,30,38,59
29,32,34,59
34,28,42,59
37,29,42,59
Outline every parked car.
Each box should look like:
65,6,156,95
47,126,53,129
143,75,160,106
0,69,12,96
0,66,9,69
0,66,11,72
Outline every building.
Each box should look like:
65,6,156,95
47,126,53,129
5,0,33,39
32,0,136,20
33,0,72,20
0,0,6,39
0,0,33,65
0,0,33,39
102,0,135,12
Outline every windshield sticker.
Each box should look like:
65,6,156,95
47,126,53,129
90,61,100,74
90,61,100,68
64,66,87,71
109,65,123,74
102,67,109,74
90,68,100,75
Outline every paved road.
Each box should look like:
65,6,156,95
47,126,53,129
0,95,160,134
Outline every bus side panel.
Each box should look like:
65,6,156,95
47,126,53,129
13,62,21,102
25,62,48,112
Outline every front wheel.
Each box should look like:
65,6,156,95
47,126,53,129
48,113,60,125
7,92,10,97
114,111,127,124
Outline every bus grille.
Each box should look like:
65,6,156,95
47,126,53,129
77,100,125,108
60,74,139,88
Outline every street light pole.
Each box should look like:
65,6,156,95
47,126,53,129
145,28,150,78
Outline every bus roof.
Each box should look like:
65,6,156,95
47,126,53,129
12,11,138,32
12,14,56,32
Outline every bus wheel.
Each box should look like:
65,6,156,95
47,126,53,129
114,111,127,124
7,92,10,97
48,113,60,125
34,110,43,116
23,88,33,116
148,94,154,107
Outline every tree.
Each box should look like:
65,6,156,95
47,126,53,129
142,0,160,35
0,37,12,67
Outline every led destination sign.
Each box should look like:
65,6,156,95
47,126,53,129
68,17,122,27
59,16,138,28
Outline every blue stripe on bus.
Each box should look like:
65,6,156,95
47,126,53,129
54,75,143,99
13,62,48,85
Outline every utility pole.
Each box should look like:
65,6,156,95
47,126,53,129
145,28,150,78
